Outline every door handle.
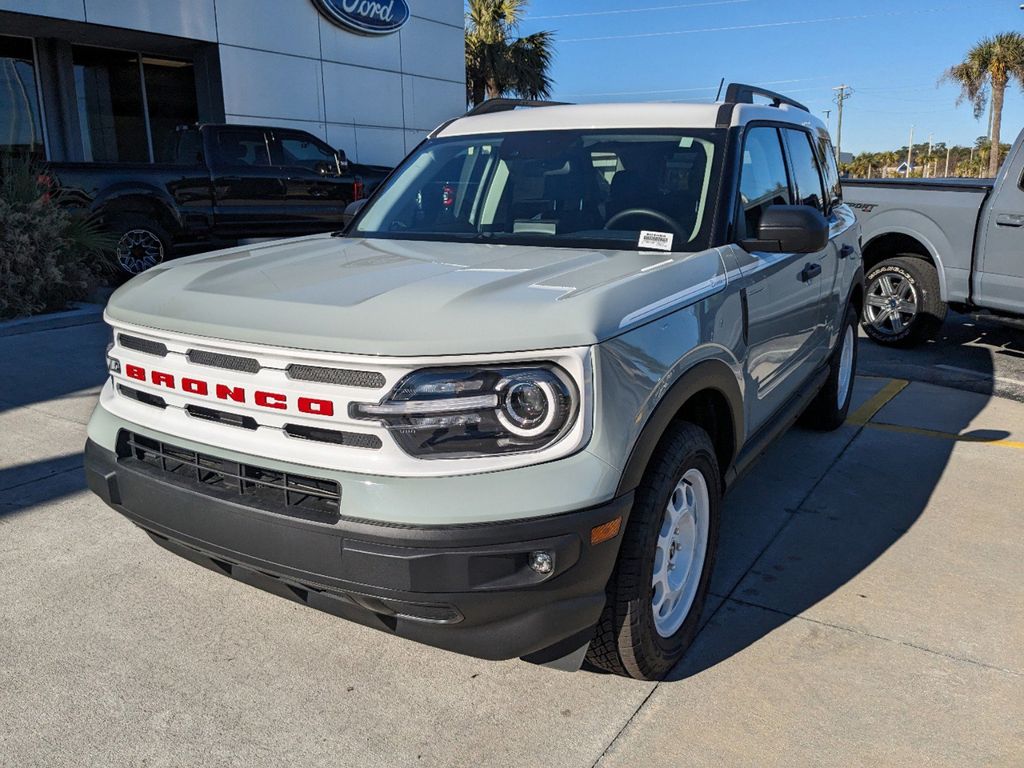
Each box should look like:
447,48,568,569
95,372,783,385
801,263,822,282
839,244,855,259
995,213,1024,227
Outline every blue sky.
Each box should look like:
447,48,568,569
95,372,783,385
514,0,1024,154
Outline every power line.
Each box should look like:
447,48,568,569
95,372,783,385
833,85,854,162
560,4,999,43
529,0,756,21
559,75,835,99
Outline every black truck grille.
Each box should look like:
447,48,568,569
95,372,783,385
118,334,168,357
287,364,386,389
117,431,341,523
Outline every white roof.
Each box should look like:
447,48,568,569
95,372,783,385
436,101,828,138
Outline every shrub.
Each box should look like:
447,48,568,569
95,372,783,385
0,157,112,320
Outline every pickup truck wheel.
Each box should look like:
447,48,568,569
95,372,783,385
110,217,169,276
862,256,945,347
587,423,720,680
801,303,858,430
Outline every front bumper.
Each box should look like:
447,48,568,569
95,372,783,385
85,438,632,661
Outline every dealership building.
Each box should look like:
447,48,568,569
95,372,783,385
0,0,466,165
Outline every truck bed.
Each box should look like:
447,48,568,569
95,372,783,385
843,177,994,192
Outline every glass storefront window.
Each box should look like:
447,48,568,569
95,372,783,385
0,35,44,159
72,45,150,163
143,57,198,163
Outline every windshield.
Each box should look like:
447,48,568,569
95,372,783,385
350,129,725,252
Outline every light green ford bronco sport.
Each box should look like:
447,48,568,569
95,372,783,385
86,84,864,680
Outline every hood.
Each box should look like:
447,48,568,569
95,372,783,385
106,234,727,356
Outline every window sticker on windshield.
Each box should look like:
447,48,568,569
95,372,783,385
639,230,674,252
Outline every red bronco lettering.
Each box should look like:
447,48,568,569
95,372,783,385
121,364,334,417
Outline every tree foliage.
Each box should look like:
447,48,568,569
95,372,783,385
465,0,555,107
943,32,1024,176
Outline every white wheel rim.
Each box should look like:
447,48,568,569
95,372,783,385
652,468,710,638
837,324,854,410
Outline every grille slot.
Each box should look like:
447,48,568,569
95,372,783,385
118,385,167,409
187,349,261,374
287,364,386,389
186,404,259,431
118,334,168,357
117,431,341,523
283,424,383,449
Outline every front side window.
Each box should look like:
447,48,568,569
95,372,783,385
738,127,792,239
351,129,724,252
213,129,271,168
784,128,826,212
272,131,338,174
0,35,44,160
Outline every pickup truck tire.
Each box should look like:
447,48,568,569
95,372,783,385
862,256,946,347
108,216,170,276
801,303,858,430
587,423,720,680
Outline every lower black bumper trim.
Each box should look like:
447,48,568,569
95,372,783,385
85,438,632,660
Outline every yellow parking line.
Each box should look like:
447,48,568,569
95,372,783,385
864,421,1024,451
846,378,910,426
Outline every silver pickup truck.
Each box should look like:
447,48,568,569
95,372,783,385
844,129,1024,346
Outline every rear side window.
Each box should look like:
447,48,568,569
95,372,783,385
783,129,826,212
816,132,843,211
172,129,204,166
213,129,270,168
738,127,792,239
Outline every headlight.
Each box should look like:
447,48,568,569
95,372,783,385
351,364,579,459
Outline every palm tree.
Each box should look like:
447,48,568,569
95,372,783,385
465,0,555,107
944,32,1024,177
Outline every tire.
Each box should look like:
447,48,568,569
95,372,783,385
861,255,946,347
801,303,859,431
107,215,171,276
587,423,720,680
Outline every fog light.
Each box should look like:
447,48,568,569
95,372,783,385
107,357,121,374
529,551,553,575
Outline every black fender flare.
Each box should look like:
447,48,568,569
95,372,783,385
92,186,184,232
615,358,744,496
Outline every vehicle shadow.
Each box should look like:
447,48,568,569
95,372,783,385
0,454,86,518
0,322,109,416
661,337,997,682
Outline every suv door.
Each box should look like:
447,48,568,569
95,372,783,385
733,126,829,433
977,165,1024,314
208,127,287,238
783,127,841,331
269,129,352,234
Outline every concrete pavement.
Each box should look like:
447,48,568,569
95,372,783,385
1,323,1022,767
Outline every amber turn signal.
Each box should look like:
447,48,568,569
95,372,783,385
590,516,622,546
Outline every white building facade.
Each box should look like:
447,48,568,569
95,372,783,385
0,0,466,164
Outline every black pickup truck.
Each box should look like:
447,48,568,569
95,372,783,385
50,124,391,274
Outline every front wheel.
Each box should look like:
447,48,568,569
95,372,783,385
587,423,720,680
862,255,946,347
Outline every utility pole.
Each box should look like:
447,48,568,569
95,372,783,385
823,109,832,136
832,85,853,163
945,145,951,178
906,125,915,178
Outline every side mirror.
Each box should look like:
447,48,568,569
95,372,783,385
341,198,367,229
740,205,829,254
336,148,350,172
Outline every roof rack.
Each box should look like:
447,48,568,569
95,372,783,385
723,83,809,113
465,98,573,117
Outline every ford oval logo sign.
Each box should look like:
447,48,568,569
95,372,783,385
313,0,410,35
